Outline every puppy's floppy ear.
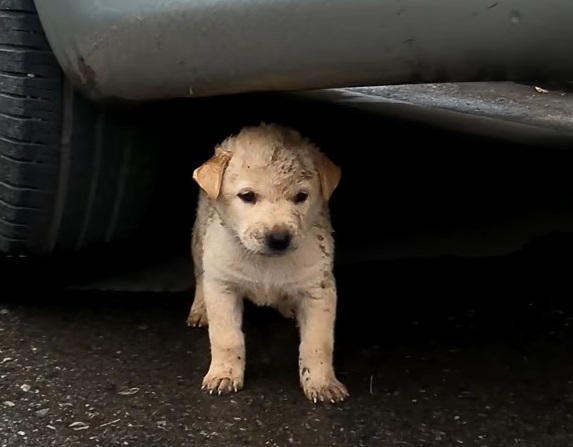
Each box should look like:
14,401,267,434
192,150,232,200
313,151,341,200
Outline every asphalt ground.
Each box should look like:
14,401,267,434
1,239,573,447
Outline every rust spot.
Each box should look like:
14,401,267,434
76,56,98,93
317,235,324,241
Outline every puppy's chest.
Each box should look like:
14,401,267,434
233,257,322,304
208,246,324,305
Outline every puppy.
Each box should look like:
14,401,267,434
187,123,348,403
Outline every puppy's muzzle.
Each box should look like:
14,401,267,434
265,230,292,253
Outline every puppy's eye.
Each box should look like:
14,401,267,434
294,192,308,204
238,191,256,204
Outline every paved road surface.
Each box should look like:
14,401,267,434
2,242,573,447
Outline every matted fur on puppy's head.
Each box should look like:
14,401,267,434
193,123,341,256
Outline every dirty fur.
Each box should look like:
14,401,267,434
187,123,348,403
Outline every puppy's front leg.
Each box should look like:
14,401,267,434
201,279,245,395
297,275,349,403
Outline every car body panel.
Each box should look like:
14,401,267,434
34,0,573,101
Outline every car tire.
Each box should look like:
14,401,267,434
0,0,157,257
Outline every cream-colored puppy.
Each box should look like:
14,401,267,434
187,123,348,403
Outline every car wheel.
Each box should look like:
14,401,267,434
0,0,157,256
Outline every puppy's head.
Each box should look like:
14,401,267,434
193,124,341,256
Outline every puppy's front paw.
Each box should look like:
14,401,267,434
301,374,349,404
202,367,244,395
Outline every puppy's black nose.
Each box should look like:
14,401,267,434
266,230,292,252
